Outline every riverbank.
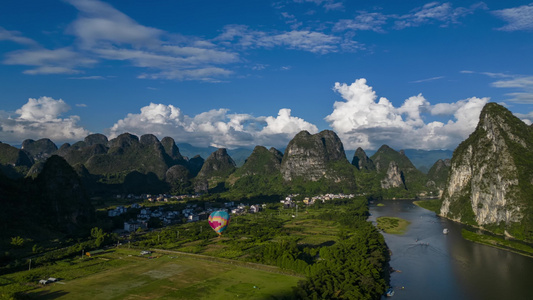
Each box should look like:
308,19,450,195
370,199,533,299
461,229,533,258
412,199,442,214
413,199,533,258
376,217,411,235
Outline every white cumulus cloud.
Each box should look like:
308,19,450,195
0,97,90,144
108,103,318,149
325,78,489,150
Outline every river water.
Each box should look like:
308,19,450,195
368,200,533,300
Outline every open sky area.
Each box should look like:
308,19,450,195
1,0,532,151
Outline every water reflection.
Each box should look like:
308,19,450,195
369,200,533,300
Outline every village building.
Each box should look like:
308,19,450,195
124,220,148,232
250,204,261,213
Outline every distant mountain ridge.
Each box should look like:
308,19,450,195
1,128,455,198
177,143,253,167
4,139,451,173
0,125,460,239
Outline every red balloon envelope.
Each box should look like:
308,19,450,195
208,210,231,235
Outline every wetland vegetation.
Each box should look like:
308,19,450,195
376,217,411,235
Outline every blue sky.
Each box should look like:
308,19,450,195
1,0,532,151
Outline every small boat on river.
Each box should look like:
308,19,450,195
443,228,449,234
386,288,395,297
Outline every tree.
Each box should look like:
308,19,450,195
90,227,108,248
10,236,24,247
32,244,43,253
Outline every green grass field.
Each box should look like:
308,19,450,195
22,249,300,299
283,218,339,245
413,199,442,214
4,200,375,299
376,217,411,235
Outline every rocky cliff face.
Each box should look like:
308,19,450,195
83,133,170,179
352,147,375,171
197,148,236,189
281,130,349,181
371,145,426,191
372,145,415,173
279,130,357,192
440,103,533,239
380,161,405,189
0,142,33,178
161,136,185,163
49,133,194,194
21,138,58,162
426,159,450,191
0,142,33,167
84,133,108,146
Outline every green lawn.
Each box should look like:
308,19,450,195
21,253,301,300
23,249,299,299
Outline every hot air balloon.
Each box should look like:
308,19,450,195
208,210,231,236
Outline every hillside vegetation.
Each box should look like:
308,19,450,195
440,103,533,241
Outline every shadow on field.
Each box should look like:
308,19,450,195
318,240,335,247
255,291,296,300
23,290,69,299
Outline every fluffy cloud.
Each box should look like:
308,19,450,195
109,103,318,149
493,4,533,31
325,78,489,150
0,97,90,143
